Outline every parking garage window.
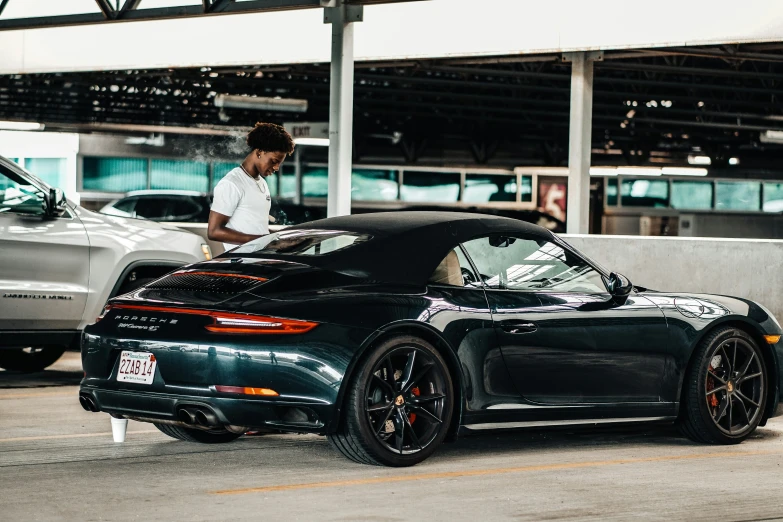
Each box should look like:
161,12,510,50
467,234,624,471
303,166,328,197
150,160,208,192
715,181,761,211
279,165,295,198
82,157,148,192
763,183,783,212
463,173,517,203
352,169,399,201
606,178,618,206
24,158,67,191
671,181,713,210
401,171,460,203
620,179,669,207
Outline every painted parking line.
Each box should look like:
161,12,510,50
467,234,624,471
213,449,783,495
0,430,159,443
0,391,74,400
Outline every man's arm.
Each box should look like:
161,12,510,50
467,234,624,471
207,211,263,245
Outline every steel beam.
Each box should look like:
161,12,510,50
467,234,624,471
563,51,601,235
0,0,323,30
0,0,410,30
94,0,116,19
324,1,362,217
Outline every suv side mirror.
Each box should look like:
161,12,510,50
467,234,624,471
605,272,633,297
44,187,67,217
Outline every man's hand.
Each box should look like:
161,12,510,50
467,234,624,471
207,211,264,245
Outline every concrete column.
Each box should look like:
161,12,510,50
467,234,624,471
293,147,302,205
563,51,601,234
324,1,362,217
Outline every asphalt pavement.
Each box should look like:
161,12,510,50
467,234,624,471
2,352,783,522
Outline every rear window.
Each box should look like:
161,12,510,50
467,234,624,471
232,229,371,256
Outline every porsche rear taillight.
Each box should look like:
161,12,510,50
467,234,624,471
205,313,317,335
95,304,113,323
108,304,317,335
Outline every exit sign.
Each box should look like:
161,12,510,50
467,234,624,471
284,122,329,140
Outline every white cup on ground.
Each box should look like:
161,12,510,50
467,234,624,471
110,416,128,443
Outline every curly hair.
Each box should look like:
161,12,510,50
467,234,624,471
246,122,295,156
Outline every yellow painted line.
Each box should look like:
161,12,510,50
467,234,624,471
0,430,159,443
0,391,74,400
213,449,783,495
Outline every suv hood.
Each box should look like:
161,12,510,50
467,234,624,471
74,205,196,236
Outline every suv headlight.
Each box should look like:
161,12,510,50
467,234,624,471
201,243,213,261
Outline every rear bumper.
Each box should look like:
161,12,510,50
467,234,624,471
79,384,334,434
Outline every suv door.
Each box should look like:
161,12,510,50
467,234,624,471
461,234,669,406
0,160,90,332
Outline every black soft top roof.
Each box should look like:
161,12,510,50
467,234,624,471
250,211,554,286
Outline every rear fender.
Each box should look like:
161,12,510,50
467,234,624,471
81,260,185,330
328,320,465,441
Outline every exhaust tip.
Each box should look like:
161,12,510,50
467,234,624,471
79,394,98,412
177,408,197,424
195,409,218,426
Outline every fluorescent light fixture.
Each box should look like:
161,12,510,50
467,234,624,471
294,138,330,147
688,155,712,165
215,94,308,113
0,120,44,131
590,167,617,176
729,157,740,166
616,167,662,176
760,130,783,144
661,167,708,176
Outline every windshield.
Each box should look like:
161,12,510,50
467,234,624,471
232,229,371,256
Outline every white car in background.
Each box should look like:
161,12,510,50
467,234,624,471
0,155,211,372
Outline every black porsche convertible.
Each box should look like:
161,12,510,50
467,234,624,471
79,212,783,466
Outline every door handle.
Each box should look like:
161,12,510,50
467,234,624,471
499,321,537,334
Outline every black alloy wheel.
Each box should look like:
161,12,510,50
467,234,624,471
328,335,453,466
0,346,66,373
680,327,767,444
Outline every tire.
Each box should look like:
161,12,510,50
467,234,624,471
0,346,67,373
679,326,768,444
327,335,454,467
153,423,243,444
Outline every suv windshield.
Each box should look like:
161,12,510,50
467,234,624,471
232,229,371,256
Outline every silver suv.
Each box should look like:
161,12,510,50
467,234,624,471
0,155,211,372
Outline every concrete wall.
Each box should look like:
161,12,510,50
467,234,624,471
564,234,783,321
603,212,783,240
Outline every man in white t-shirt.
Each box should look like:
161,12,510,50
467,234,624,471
208,123,294,251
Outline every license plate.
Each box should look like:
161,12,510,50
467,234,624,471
117,351,157,385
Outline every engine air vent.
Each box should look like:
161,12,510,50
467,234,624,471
146,271,267,293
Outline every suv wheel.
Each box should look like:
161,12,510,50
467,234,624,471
0,346,67,373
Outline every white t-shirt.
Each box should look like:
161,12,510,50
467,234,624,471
211,167,271,251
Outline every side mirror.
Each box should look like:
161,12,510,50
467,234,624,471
44,187,67,217
605,272,633,298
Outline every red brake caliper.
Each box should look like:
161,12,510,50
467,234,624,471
707,366,719,408
409,387,420,423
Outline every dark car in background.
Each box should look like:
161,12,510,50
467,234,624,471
101,191,564,232
100,190,212,223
